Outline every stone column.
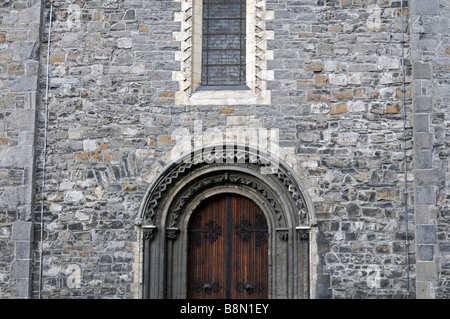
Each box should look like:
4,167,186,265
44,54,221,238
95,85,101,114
0,0,44,298
410,0,450,299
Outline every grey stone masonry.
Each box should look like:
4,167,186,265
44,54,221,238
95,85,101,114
0,0,448,300
0,0,43,298
31,0,415,299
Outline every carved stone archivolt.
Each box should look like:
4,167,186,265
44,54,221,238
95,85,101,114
136,145,315,236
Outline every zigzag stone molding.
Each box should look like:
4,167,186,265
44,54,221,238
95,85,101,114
136,146,314,239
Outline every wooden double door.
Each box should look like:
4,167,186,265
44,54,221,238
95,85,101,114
187,194,269,299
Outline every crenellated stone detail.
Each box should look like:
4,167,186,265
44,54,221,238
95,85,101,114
173,0,194,96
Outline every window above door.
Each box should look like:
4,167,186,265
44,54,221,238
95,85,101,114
201,0,247,88
173,0,274,105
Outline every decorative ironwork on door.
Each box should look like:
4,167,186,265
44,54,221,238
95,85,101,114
235,214,268,247
188,194,268,299
190,216,223,247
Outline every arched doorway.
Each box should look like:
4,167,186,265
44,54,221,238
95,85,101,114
136,144,316,299
187,194,268,299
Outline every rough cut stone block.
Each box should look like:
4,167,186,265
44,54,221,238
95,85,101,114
12,42,36,62
413,96,432,112
413,132,433,150
10,75,37,92
12,222,33,241
15,241,32,259
416,262,438,282
413,114,429,133
415,186,436,205
411,0,439,16
415,150,432,169
418,245,434,261
416,225,436,245
11,259,31,279
413,62,432,79
16,278,31,298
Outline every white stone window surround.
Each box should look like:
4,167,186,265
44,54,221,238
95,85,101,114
173,0,274,105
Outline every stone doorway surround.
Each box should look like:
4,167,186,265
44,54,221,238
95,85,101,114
133,139,319,299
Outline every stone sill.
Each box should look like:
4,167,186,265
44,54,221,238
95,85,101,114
175,90,270,105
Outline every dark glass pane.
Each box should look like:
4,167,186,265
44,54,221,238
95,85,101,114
203,34,242,50
204,50,241,65
202,65,245,86
202,0,246,86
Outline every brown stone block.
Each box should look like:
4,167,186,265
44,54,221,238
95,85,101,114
305,60,323,72
299,32,314,38
386,103,401,113
0,49,12,62
332,90,353,99
8,64,24,74
158,136,175,144
396,8,408,17
330,104,348,114
76,152,90,161
139,25,149,33
218,108,235,114
328,24,342,32
102,153,112,162
123,184,137,191
148,138,157,146
159,91,174,98
377,189,399,200
376,245,390,254
307,91,330,101
91,151,102,161
50,52,65,63
314,75,327,85
444,45,450,55
93,12,101,21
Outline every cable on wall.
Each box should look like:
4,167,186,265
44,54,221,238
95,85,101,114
38,0,53,299
400,0,411,299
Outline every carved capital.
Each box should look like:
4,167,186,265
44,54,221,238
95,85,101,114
276,228,289,241
143,225,157,241
166,228,179,240
298,231,309,241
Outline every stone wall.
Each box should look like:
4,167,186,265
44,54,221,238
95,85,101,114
283,0,413,299
410,0,450,299
0,0,43,298
0,0,447,299
29,0,415,299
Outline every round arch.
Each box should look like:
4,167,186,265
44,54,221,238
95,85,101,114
135,143,316,299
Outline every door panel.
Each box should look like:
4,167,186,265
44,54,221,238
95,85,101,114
188,196,227,299
187,194,268,299
230,195,268,299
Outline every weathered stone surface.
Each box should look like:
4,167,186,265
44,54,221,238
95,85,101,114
0,0,447,300
410,0,450,299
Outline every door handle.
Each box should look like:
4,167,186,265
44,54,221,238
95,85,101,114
245,284,254,294
203,283,212,294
